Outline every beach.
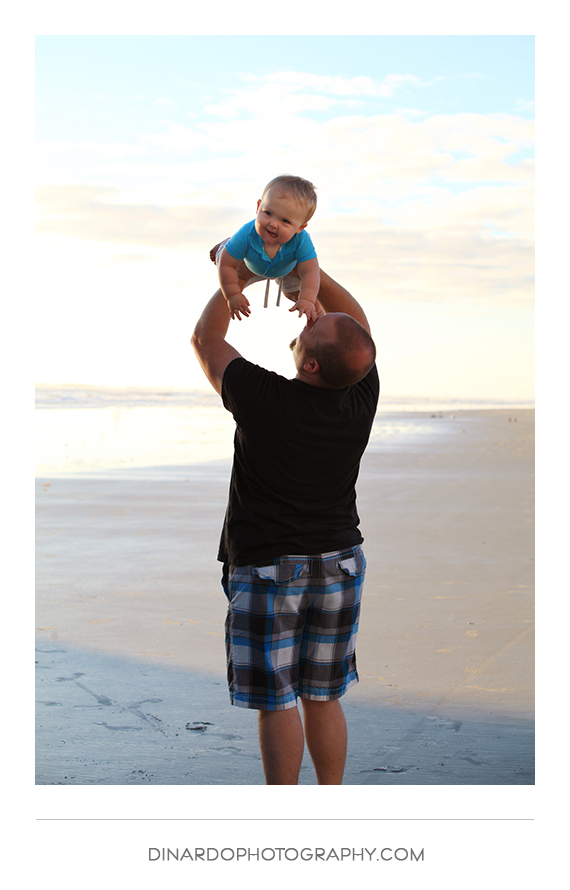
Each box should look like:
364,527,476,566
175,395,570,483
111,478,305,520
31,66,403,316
35,401,534,785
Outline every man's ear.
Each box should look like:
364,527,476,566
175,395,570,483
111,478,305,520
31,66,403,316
303,358,320,375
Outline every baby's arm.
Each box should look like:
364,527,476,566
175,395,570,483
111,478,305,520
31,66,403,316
218,248,251,320
289,258,321,321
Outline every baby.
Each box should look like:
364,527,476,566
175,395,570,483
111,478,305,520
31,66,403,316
211,175,320,321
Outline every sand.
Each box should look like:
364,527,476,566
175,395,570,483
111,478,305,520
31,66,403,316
35,409,534,785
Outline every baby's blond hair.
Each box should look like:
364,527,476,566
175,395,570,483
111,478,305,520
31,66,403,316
262,174,318,222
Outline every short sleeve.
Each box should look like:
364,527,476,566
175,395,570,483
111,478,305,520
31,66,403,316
222,357,281,426
293,229,318,264
224,221,254,261
295,229,317,263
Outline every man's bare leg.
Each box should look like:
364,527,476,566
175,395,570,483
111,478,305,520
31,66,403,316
300,698,348,785
258,707,305,785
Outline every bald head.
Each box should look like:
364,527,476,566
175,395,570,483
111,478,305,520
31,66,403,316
315,314,376,387
291,313,376,388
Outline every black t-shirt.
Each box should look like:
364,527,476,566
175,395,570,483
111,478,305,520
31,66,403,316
218,357,380,566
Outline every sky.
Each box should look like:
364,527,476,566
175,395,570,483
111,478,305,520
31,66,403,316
35,35,535,401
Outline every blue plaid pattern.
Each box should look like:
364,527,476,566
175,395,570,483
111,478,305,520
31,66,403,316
221,546,365,710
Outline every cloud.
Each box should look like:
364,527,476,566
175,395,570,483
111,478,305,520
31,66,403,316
515,98,535,112
205,85,336,119
37,140,151,158
35,184,243,249
35,72,534,309
37,123,211,158
246,71,433,97
36,176,533,307
204,70,440,119
315,219,533,306
39,109,533,191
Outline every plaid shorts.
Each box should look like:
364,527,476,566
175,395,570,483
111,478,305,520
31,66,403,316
221,546,366,710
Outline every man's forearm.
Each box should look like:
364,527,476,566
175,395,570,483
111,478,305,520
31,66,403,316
317,270,371,333
192,289,232,346
191,289,241,397
298,269,321,306
297,258,320,306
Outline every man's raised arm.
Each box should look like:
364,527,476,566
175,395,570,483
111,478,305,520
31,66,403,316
191,289,243,396
316,270,371,334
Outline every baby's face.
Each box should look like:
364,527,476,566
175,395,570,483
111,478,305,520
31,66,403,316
254,188,309,249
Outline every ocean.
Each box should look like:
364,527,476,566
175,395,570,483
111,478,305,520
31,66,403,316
35,384,533,480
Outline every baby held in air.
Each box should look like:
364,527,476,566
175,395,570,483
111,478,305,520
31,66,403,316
211,174,321,321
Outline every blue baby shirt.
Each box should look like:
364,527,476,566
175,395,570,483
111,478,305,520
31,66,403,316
224,220,317,279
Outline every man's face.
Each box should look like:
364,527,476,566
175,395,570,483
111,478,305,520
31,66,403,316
289,315,337,370
255,188,308,249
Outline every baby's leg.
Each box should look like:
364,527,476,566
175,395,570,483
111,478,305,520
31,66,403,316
213,246,262,291
235,261,257,288
234,263,271,303
210,241,259,287
210,239,231,264
279,270,301,301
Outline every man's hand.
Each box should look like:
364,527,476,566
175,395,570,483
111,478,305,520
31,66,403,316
227,292,251,321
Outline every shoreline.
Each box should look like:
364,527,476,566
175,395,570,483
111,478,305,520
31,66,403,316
35,382,534,429
35,406,533,480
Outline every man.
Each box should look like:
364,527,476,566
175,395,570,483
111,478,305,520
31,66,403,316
191,270,379,784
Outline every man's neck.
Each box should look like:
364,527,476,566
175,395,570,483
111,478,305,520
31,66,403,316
294,369,335,390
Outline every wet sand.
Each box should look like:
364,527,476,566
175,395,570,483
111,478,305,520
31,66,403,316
35,409,534,785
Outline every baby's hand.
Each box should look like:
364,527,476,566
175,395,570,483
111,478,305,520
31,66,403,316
227,292,251,321
288,298,318,322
